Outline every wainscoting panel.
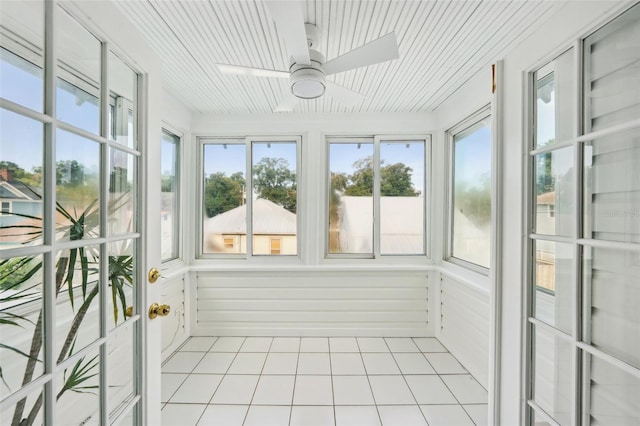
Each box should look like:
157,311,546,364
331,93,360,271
194,270,431,337
439,274,490,388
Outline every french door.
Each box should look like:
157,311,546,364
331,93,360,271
1,1,160,424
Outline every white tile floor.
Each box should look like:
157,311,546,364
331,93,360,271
161,337,488,426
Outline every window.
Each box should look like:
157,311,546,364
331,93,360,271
200,137,299,257
328,136,428,257
1,201,10,214
270,238,281,255
525,4,640,425
446,108,492,270
161,129,180,262
223,237,235,249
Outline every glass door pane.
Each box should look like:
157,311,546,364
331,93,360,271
56,7,101,135
0,0,44,112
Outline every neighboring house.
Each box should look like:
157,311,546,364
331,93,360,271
338,196,424,254
0,170,43,247
203,198,297,255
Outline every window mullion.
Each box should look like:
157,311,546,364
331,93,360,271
573,36,585,426
99,40,109,426
373,136,381,258
42,1,57,423
245,138,253,257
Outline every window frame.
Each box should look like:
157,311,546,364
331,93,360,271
1,200,11,214
197,135,302,260
523,4,640,425
445,105,492,275
324,134,430,260
160,127,181,264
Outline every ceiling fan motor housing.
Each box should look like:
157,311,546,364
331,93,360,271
289,49,326,99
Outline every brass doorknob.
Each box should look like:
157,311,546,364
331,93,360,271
148,303,171,319
148,267,161,284
125,306,134,317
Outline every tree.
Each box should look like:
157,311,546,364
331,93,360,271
252,158,297,213
343,156,419,196
161,173,174,193
344,157,374,196
0,161,28,180
0,161,41,189
536,151,555,195
381,162,420,196
454,174,491,226
204,172,245,217
56,160,85,186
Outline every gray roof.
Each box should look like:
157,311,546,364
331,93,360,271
0,180,40,201
204,198,296,235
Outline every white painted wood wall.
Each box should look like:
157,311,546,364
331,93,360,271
193,270,432,337
438,274,490,388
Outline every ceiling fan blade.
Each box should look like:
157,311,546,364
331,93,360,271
323,32,399,76
274,93,298,112
216,64,289,78
325,81,366,107
264,0,310,66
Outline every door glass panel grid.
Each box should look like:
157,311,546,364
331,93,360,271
582,125,640,244
527,5,640,426
0,3,142,425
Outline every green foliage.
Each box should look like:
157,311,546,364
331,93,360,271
204,171,245,217
56,160,85,187
57,355,99,399
0,161,42,189
454,174,491,226
161,174,174,192
381,162,421,196
340,156,420,197
344,157,374,196
252,158,297,213
536,151,555,195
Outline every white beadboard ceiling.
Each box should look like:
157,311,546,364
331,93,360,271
115,0,559,114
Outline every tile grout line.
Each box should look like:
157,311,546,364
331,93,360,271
288,338,301,426
327,337,337,426
356,337,385,426
163,336,218,410
242,337,274,426
196,337,246,426
418,337,481,425
162,336,488,426
384,337,432,424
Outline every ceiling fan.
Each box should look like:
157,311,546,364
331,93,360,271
216,0,400,111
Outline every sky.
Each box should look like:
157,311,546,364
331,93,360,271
454,124,491,188
3,47,559,196
1,52,103,177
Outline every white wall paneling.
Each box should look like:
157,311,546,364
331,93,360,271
160,274,189,362
194,270,431,336
439,274,490,388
